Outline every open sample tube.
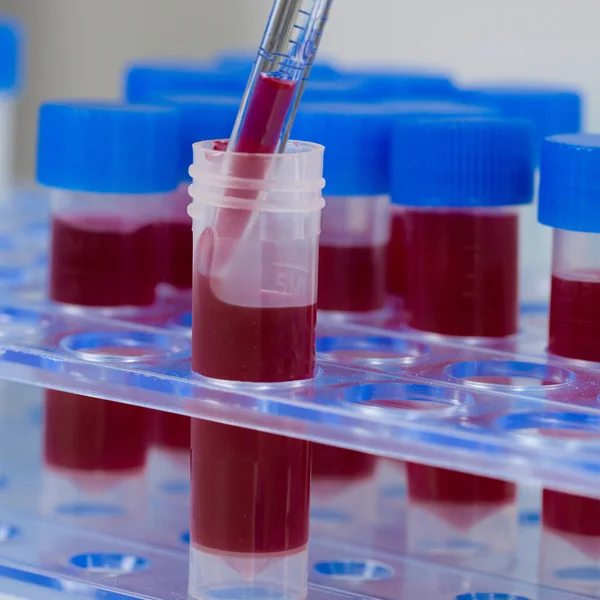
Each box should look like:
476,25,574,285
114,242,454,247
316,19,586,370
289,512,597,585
392,117,533,337
464,85,582,308
36,102,180,519
293,103,390,314
537,134,600,588
188,141,324,600
392,117,533,559
0,19,21,199
383,101,495,301
156,95,239,293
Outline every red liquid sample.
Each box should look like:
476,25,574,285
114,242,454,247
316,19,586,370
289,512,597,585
191,419,311,554
406,210,518,337
312,444,377,481
154,411,190,451
44,389,150,471
543,489,600,556
192,273,317,382
50,216,158,307
158,222,193,290
318,245,386,312
386,210,407,297
407,463,516,529
549,274,600,362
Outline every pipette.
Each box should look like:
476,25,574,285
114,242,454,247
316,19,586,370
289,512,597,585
228,0,333,154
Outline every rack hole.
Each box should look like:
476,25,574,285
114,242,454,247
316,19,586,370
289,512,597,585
313,559,394,582
60,330,190,363
446,360,575,390
69,552,149,575
498,412,600,444
343,382,467,417
317,335,429,365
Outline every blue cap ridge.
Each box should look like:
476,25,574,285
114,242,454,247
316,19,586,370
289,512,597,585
462,86,582,161
124,61,247,103
37,101,181,194
292,102,390,196
162,94,240,181
0,19,23,93
539,134,600,233
391,117,534,208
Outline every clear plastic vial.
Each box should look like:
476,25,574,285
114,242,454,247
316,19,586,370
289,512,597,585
35,102,180,523
293,103,391,314
382,101,496,300
392,117,534,338
37,102,180,309
187,140,324,600
538,133,600,591
464,86,582,307
391,117,533,560
0,19,22,199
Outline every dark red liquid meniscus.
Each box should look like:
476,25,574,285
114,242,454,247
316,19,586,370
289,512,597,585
191,419,311,554
406,209,518,337
192,273,316,382
318,245,386,312
312,444,377,481
549,274,600,362
386,210,408,297
44,389,150,472
50,216,158,307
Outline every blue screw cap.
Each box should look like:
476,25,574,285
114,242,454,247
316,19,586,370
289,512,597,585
462,86,582,162
539,134,600,233
292,102,391,196
162,94,240,181
37,101,181,194
0,19,23,93
391,117,534,208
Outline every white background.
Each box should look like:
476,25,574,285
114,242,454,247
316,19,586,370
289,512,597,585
0,0,596,177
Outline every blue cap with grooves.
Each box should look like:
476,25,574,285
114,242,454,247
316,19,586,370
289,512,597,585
37,102,181,194
0,19,22,93
383,100,495,121
462,86,582,161
391,117,534,207
301,79,370,104
292,103,390,196
162,94,240,181
348,68,455,100
539,134,600,233
124,61,246,103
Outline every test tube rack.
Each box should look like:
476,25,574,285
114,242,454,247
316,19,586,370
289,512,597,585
0,188,599,600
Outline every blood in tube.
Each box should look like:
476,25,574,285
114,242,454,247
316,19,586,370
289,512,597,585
543,489,600,557
192,273,317,382
407,463,516,529
318,245,386,312
406,209,518,337
154,411,190,452
50,215,157,307
312,443,377,492
549,274,600,363
191,419,310,555
44,389,149,472
233,73,297,154
386,210,408,298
